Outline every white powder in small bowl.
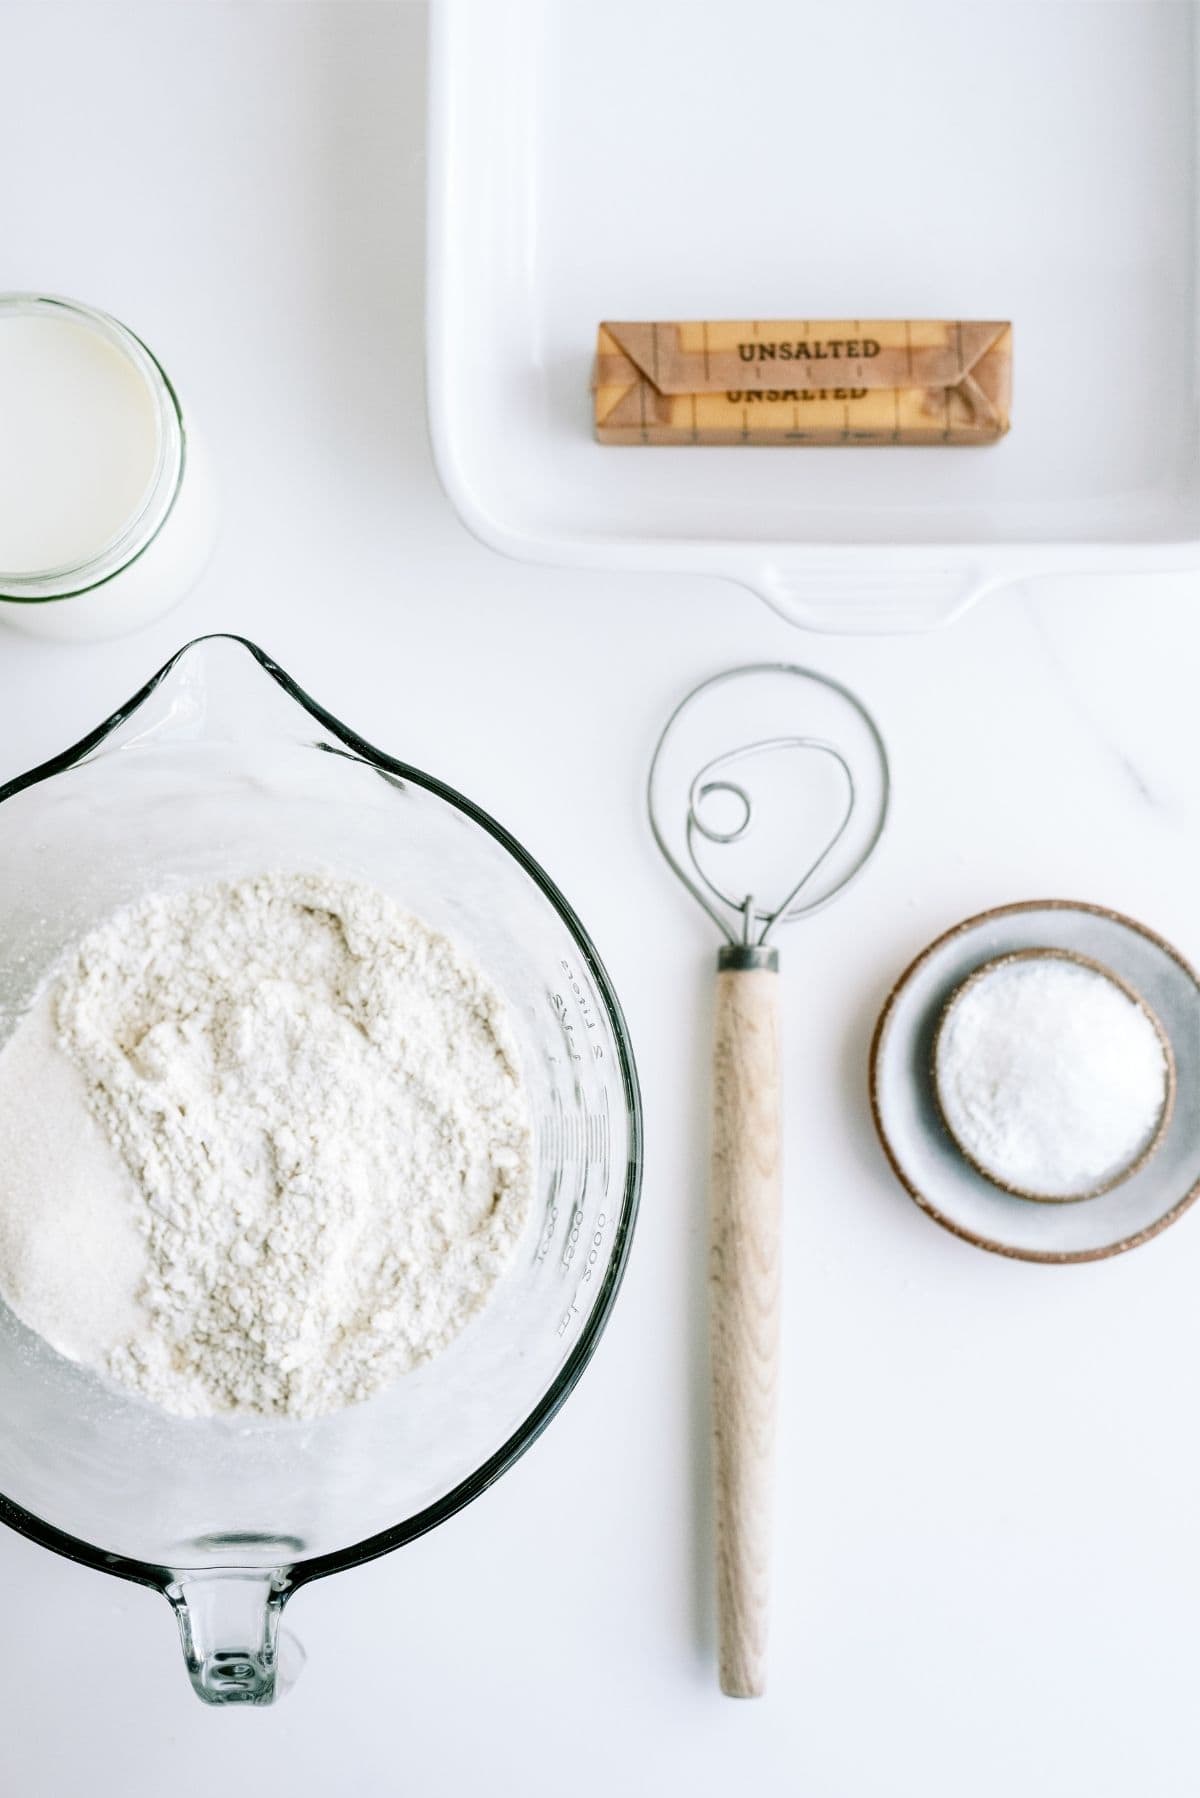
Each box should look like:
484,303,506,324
933,951,1173,1201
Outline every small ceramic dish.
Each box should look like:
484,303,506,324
930,947,1177,1203
870,901,1200,1262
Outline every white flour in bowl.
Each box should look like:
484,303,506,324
0,872,533,1419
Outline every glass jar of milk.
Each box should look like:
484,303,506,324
0,294,216,641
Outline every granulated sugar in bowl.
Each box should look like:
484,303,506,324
933,948,1174,1202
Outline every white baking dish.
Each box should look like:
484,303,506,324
427,0,1200,631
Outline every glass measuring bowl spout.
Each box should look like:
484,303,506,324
0,634,642,1705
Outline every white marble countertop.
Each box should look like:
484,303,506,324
3,5,1200,1793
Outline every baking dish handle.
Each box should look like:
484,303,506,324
749,563,999,633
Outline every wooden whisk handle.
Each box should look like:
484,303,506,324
710,944,782,1698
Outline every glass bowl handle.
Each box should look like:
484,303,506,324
167,1570,304,1706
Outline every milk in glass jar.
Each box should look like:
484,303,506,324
0,293,216,640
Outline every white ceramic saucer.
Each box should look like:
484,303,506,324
870,901,1200,1262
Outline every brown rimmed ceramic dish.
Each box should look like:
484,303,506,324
869,900,1200,1264
930,946,1177,1203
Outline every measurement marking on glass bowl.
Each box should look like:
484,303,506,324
556,1214,609,1338
534,1089,567,1265
560,1205,611,1282
537,1099,613,1267
582,1214,609,1280
560,958,599,1034
561,1202,585,1270
550,961,605,1064
535,1202,558,1265
537,1090,612,1180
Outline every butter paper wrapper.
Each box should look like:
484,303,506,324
591,319,1012,445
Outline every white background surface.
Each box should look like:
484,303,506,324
3,5,1200,1794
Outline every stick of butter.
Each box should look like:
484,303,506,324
592,320,1011,445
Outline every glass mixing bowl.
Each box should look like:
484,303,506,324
0,635,642,1704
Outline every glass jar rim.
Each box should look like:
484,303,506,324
0,293,185,604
